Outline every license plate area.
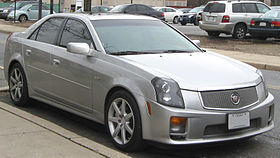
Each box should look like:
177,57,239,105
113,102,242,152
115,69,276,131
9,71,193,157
259,22,266,27
208,16,216,21
228,112,250,130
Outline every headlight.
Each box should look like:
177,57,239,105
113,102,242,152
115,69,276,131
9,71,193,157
152,77,185,108
3,9,9,13
256,69,268,97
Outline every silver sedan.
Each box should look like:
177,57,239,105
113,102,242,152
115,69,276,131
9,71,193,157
4,13,274,152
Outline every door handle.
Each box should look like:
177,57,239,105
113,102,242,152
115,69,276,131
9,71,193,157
52,59,61,65
25,49,31,56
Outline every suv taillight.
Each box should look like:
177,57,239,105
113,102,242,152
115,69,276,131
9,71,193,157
162,12,164,17
250,20,255,26
271,21,280,27
221,15,230,23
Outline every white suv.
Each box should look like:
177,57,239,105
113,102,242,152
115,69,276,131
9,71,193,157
199,1,271,39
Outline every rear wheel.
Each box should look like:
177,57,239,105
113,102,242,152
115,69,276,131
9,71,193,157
105,90,144,152
207,31,220,37
233,24,247,39
194,19,199,26
8,63,30,106
173,16,179,24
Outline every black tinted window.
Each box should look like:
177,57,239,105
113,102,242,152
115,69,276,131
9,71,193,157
36,18,64,45
137,5,151,11
233,4,243,13
125,5,136,12
60,19,93,48
243,3,258,13
204,3,225,13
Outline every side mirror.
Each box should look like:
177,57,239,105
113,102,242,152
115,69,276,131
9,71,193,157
192,40,200,47
67,42,90,55
27,8,31,11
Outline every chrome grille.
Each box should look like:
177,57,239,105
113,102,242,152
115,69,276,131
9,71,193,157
200,87,258,110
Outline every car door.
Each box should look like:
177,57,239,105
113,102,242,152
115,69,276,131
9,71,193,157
42,5,50,18
165,8,176,21
21,17,65,97
49,18,94,113
27,5,39,20
136,5,152,16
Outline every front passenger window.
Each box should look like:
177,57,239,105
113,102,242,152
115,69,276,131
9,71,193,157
59,19,93,48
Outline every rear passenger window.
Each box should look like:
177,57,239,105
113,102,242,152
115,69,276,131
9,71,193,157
125,5,136,12
36,18,64,45
232,4,243,13
59,19,93,48
243,3,258,13
137,5,151,11
204,3,225,13
256,4,270,13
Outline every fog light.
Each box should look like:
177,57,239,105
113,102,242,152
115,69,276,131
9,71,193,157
170,117,187,133
268,105,274,124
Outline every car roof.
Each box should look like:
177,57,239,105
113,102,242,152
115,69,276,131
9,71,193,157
48,13,160,21
208,0,264,4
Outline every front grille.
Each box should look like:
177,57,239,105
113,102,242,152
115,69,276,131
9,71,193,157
204,118,260,137
200,87,258,110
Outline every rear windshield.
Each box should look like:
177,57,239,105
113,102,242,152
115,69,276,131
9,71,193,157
204,3,225,13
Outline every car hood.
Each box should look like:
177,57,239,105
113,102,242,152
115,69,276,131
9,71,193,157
182,12,196,16
119,52,261,91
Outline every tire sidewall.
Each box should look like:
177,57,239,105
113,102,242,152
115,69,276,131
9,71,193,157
105,90,143,152
8,63,29,106
234,24,247,39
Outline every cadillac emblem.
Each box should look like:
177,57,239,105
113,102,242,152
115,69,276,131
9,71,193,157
231,92,240,105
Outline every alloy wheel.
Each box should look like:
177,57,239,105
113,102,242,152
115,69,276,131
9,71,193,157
9,68,23,101
108,98,135,145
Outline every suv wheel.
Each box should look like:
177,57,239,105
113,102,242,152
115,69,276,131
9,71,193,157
207,31,220,37
233,24,246,39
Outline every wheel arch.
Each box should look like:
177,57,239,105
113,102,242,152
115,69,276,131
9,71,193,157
18,14,28,21
232,22,247,34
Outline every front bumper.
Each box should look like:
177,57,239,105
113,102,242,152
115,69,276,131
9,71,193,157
179,15,195,23
141,92,274,145
0,12,9,19
199,21,234,34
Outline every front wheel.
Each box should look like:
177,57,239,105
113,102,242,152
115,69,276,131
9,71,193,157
19,15,27,23
105,90,144,152
9,63,30,106
173,16,179,24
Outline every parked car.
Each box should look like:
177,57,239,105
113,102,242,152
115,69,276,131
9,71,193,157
154,7,183,24
199,1,271,39
178,6,204,26
0,1,37,20
271,6,280,10
110,4,165,21
4,13,274,152
177,8,192,14
249,10,280,39
7,3,51,22
75,6,112,13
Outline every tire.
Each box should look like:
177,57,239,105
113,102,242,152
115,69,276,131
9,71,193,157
194,19,199,26
180,22,187,25
19,15,27,23
105,90,144,152
173,16,179,24
207,31,220,37
233,24,247,39
8,63,30,106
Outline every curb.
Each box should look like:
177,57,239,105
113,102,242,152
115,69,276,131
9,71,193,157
0,101,131,158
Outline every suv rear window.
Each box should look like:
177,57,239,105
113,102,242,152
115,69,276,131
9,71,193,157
204,3,225,13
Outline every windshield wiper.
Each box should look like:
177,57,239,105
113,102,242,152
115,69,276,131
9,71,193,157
110,51,158,55
162,50,194,53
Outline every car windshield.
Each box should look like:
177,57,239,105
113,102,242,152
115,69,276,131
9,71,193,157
261,10,280,18
9,2,23,9
20,4,31,11
92,19,200,55
189,7,203,13
110,5,127,12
